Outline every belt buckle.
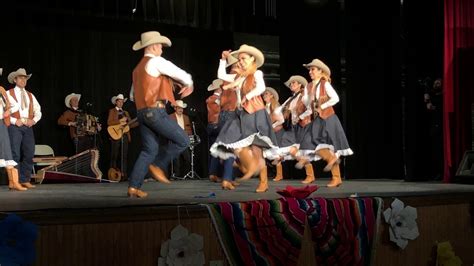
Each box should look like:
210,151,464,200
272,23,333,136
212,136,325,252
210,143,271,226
156,101,165,109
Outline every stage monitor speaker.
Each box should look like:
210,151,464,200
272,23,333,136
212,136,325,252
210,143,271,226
454,150,474,184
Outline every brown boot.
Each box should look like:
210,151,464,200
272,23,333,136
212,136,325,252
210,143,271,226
221,180,235,190
273,163,283,181
317,149,339,172
295,156,309,169
256,166,268,193
7,168,27,191
237,147,259,181
327,164,342,187
127,187,148,198
301,163,315,184
148,165,171,184
20,182,36,189
209,175,222,183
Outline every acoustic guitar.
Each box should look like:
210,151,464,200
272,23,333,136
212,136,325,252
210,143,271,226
107,117,138,140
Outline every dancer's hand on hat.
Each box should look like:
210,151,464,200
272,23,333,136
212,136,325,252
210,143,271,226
221,50,231,60
179,85,193,98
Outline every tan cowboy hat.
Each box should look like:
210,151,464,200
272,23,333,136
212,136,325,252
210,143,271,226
111,93,128,105
132,31,172,51
8,68,32,84
65,93,81,108
230,44,265,68
207,79,223,91
284,75,308,88
174,100,187,109
265,87,279,102
303,59,331,76
226,55,239,67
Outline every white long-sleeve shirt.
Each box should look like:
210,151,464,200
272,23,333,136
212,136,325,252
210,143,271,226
144,54,193,87
217,59,265,102
9,86,42,124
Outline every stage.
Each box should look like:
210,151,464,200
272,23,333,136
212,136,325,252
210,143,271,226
1,179,473,266
1,178,473,211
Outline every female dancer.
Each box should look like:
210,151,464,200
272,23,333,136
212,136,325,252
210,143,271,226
0,85,27,191
299,58,353,187
210,44,278,193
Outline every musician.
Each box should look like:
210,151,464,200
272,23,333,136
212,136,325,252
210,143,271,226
58,93,97,154
5,68,42,188
128,31,194,198
169,100,192,178
107,93,138,181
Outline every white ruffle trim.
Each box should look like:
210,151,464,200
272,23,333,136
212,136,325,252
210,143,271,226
210,133,278,160
0,159,18,167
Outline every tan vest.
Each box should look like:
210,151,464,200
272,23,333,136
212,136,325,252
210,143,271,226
133,57,176,110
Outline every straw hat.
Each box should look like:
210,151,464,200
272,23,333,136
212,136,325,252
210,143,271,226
174,100,187,109
230,44,264,68
284,75,308,88
132,31,172,51
8,68,32,84
265,87,279,102
65,93,81,108
111,93,128,105
303,59,331,76
207,79,223,91
226,55,239,67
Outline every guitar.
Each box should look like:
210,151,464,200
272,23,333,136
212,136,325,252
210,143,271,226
107,117,138,140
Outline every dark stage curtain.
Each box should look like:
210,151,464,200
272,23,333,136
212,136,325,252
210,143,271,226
443,0,474,182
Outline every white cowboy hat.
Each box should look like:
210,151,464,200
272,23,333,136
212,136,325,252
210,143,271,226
303,59,331,76
132,31,172,51
174,100,187,109
111,93,128,104
65,93,81,108
0,68,3,76
230,44,265,68
265,87,279,102
207,79,223,91
8,68,32,84
284,75,308,88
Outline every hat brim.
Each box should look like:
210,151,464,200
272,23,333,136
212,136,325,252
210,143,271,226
111,97,128,105
8,73,32,84
284,76,308,88
65,94,81,108
230,46,264,68
132,36,172,51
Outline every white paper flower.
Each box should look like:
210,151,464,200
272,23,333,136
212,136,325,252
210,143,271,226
383,198,420,249
158,224,205,266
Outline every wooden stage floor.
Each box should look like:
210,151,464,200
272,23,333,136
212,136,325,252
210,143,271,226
1,178,473,212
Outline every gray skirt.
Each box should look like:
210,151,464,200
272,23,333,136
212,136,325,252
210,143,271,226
210,109,278,160
298,114,353,161
0,119,16,167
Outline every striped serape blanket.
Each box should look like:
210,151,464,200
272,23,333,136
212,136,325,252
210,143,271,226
206,197,383,266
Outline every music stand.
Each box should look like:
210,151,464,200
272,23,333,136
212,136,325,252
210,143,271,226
175,122,201,180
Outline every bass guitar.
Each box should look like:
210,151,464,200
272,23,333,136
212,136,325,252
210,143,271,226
107,117,138,140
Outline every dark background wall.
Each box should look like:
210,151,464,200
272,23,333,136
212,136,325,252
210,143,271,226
0,0,443,180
